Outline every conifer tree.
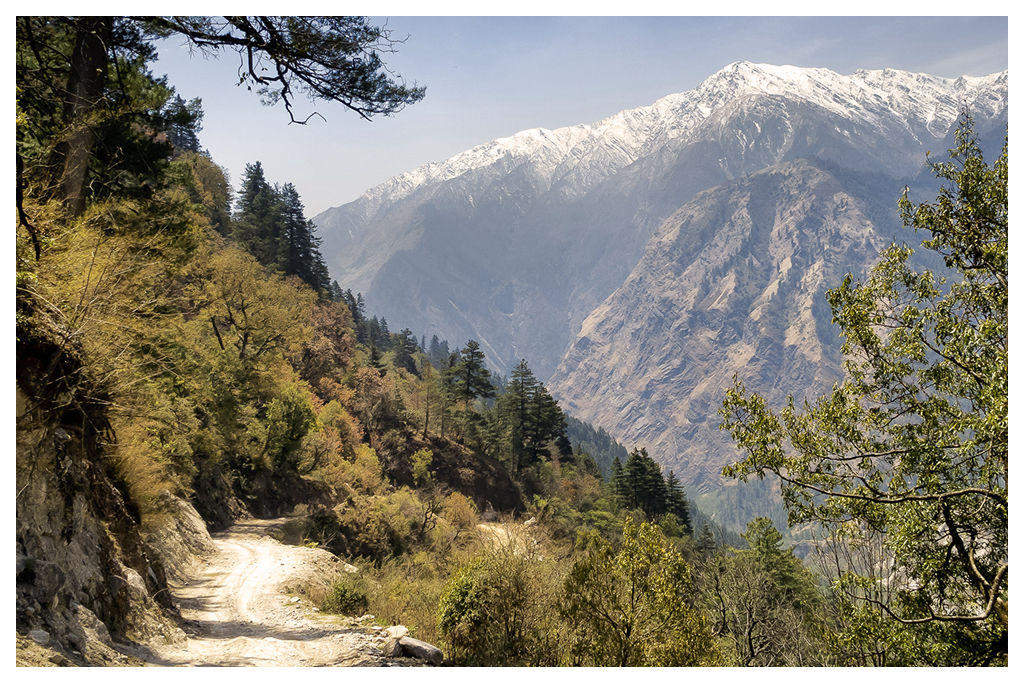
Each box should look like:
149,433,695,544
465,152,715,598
610,456,627,506
233,161,283,265
665,470,692,533
616,448,670,518
450,340,495,404
506,360,539,470
696,524,717,557
161,94,204,154
368,343,384,375
428,335,450,369
393,328,420,375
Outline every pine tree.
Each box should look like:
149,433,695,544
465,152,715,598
233,161,283,265
696,524,717,557
665,470,692,534
526,384,565,464
450,340,495,404
161,94,204,154
366,316,382,349
368,342,384,375
439,351,461,438
393,328,420,375
503,359,539,471
428,334,451,369
277,182,331,292
618,448,668,517
610,456,628,507
641,452,668,517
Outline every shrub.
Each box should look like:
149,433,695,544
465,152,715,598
561,517,721,666
320,578,369,615
437,540,563,666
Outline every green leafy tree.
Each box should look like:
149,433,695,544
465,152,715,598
438,541,561,665
192,246,314,363
720,117,1007,664
258,381,317,475
180,151,233,235
698,518,828,666
561,518,721,666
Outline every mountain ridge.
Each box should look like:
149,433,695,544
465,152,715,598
315,62,1005,238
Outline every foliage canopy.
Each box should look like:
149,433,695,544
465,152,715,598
720,116,1007,662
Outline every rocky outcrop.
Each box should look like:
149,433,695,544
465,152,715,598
141,492,216,584
15,316,183,665
548,160,886,524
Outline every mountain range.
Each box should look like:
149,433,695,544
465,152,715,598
313,61,1007,524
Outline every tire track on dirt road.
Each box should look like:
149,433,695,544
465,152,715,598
144,519,392,667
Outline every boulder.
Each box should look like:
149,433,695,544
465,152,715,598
28,629,50,646
385,625,408,639
399,636,443,666
380,638,402,658
381,625,409,658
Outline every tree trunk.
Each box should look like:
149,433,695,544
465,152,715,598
51,17,110,215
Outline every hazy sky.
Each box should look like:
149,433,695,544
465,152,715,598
151,15,1009,217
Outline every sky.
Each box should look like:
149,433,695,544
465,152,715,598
150,14,1010,218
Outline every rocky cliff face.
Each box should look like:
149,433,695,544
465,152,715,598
547,160,884,500
15,316,185,665
314,63,1006,379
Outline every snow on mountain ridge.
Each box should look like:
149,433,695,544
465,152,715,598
337,62,1006,224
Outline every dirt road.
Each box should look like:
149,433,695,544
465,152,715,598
144,519,393,667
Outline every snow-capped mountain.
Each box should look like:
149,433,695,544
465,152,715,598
312,62,1005,520
320,62,1004,239
314,63,1004,379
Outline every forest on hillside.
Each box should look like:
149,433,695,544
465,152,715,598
15,17,1006,667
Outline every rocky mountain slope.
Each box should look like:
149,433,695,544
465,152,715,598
547,159,883,497
314,62,1006,379
314,62,1005,525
